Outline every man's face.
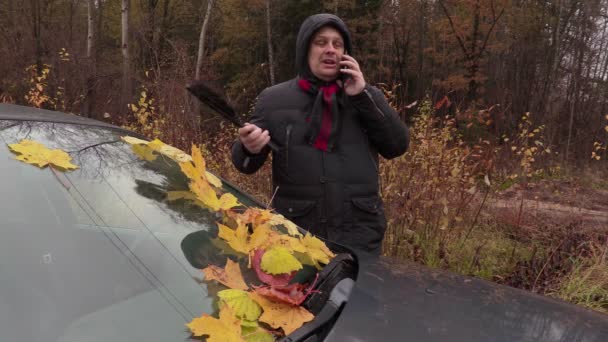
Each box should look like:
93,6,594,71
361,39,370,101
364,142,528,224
307,26,345,82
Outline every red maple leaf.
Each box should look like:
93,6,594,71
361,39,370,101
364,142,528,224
252,249,296,287
253,274,319,306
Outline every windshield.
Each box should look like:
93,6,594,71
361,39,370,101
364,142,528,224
0,120,257,342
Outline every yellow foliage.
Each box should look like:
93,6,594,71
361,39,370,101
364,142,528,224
8,140,78,171
248,292,314,335
218,289,262,321
260,247,303,275
203,259,249,290
186,305,243,342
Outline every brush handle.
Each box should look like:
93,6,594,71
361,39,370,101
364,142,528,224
267,140,279,153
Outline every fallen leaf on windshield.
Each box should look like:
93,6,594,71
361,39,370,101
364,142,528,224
122,136,193,163
267,213,302,237
190,176,239,211
203,259,248,290
261,247,303,275
147,138,192,163
8,139,78,171
300,233,335,269
179,144,221,188
253,282,315,306
218,289,262,321
231,208,273,226
248,292,314,335
252,249,296,287
131,144,158,161
242,328,275,342
218,221,272,256
186,305,243,342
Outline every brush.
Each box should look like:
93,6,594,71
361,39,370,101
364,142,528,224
187,81,279,152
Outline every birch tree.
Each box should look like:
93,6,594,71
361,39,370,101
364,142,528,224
195,0,214,80
121,0,131,109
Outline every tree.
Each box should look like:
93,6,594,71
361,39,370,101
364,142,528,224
121,0,131,110
266,0,276,85
195,0,214,80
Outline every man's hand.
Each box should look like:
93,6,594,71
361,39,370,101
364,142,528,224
338,54,366,96
239,123,270,154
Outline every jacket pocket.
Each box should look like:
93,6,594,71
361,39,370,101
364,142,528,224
273,196,317,232
339,196,387,254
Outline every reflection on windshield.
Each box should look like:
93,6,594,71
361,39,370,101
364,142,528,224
0,121,250,342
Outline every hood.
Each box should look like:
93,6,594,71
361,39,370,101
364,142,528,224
295,13,352,80
324,255,608,342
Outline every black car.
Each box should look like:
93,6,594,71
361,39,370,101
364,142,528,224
1,103,607,342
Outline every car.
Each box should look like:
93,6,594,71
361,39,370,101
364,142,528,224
0,103,607,342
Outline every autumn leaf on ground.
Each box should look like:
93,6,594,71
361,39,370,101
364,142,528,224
218,222,273,256
252,249,296,287
203,259,248,290
248,292,314,335
186,305,243,342
267,213,302,237
261,247,303,275
8,139,78,171
218,289,262,321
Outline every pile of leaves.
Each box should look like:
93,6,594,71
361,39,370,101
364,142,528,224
121,137,335,341
7,137,335,340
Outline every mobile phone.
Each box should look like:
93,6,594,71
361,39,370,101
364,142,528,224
339,52,352,82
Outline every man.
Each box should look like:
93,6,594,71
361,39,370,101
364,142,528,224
231,13,409,255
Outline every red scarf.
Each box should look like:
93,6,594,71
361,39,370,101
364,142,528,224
298,78,341,152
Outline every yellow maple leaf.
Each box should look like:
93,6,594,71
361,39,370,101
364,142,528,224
218,289,262,321
179,145,216,184
190,176,239,211
131,144,158,161
122,136,193,164
248,292,314,335
203,259,248,290
300,233,335,268
234,208,273,226
8,139,78,171
218,221,272,256
265,232,306,254
186,305,243,342
218,222,250,255
267,213,302,237
149,139,192,163
260,247,303,275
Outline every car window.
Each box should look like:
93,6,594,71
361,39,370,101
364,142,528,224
0,120,253,342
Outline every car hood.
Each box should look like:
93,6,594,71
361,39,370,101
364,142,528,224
324,255,608,342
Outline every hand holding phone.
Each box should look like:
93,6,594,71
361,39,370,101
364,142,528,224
339,54,366,96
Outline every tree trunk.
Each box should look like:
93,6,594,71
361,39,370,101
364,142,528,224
30,0,42,72
121,0,131,111
266,0,276,85
87,0,95,58
195,0,214,80
158,0,170,59
84,0,96,118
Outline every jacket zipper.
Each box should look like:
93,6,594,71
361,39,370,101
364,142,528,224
364,89,385,118
285,124,292,174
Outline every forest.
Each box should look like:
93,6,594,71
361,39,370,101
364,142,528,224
1,0,607,313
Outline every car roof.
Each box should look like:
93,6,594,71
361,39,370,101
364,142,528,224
0,104,135,136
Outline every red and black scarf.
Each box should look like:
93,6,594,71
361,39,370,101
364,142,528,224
298,78,342,152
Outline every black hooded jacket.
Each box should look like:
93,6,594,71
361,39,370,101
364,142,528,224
231,14,409,254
